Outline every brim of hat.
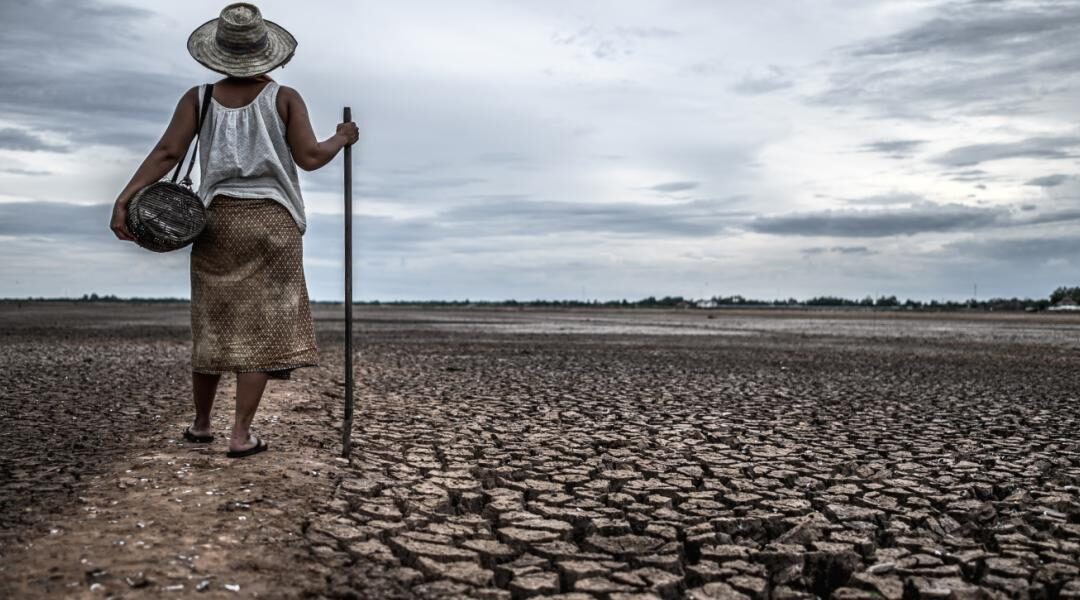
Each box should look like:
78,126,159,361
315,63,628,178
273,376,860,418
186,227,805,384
187,18,297,78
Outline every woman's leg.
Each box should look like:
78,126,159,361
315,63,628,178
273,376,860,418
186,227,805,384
191,371,221,436
230,371,270,451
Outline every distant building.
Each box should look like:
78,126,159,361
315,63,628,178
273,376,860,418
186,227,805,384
697,299,719,309
1049,297,1080,312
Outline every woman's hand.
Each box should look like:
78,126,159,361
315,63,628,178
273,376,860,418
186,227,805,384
110,199,135,241
335,121,359,147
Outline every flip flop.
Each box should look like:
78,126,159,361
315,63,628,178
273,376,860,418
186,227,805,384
226,436,268,459
183,426,214,443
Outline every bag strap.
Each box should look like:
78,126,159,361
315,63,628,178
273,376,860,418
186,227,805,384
171,83,215,186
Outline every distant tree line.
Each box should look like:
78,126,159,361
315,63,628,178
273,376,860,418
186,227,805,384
703,294,1055,311
1,294,188,303
3,285,1076,312
1051,286,1080,304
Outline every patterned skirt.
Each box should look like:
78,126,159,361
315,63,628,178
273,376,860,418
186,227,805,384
190,196,318,379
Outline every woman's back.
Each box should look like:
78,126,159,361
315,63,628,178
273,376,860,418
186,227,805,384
197,77,307,232
212,77,274,109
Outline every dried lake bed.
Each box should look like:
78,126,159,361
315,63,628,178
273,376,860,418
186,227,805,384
1,303,1079,598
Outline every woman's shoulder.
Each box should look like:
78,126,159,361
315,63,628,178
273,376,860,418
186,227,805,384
274,85,306,123
174,85,201,115
276,84,302,102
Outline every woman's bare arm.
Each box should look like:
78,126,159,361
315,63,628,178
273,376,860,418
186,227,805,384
109,87,201,241
278,85,358,172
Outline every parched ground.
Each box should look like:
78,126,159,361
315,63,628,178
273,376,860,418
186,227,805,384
1,303,1079,599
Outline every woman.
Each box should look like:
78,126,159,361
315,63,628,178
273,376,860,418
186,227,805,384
109,3,358,458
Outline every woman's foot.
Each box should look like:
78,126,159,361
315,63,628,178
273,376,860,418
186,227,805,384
226,434,268,458
183,425,214,443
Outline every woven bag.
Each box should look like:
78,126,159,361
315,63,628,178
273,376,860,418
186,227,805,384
127,84,215,252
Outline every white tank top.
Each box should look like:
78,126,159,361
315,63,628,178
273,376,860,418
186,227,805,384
196,81,307,233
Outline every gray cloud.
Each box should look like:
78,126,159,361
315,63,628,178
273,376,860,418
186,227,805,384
841,192,924,206
802,245,876,256
0,128,69,152
1025,174,1070,187
731,66,793,95
853,2,1080,58
0,1,151,50
442,199,743,238
819,1,1080,119
331,197,743,244
0,0,184,151
859,139,925,158
0,66,185,149
1021,208,1080,227
0,202,112,237
0,167,52,176
948,169,991,182
750,202,1080,238
749,204,1003,237
552,25,677,60
948,234,1080,263
648,181,699,193
933,136,1080,167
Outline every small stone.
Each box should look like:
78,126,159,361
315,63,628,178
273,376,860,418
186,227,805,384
629,567,683,596
867,562,895,575
346,539,396,563
825,504,884,523
686,582,750,599
462,539,517,564
508,570,558,597
557,560,609,587
831,587,879,600
574,576,637,594
728,575,767,598
414,580,473,596
388,537,478,563
772,587,815,600
388,567,424,584
416,557,493,586
585,534,664,556
850,572,903,600
341,477,384,496
701,545,751,562
499,526,561,547
495,554,548,588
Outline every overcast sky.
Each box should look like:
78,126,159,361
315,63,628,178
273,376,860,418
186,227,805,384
1,0,1078,301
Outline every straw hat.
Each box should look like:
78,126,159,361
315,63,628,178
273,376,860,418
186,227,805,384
187,3,296,78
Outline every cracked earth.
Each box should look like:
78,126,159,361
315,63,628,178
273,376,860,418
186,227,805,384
2,304,1080,599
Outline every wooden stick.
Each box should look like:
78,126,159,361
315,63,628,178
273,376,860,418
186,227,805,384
342,106,355,459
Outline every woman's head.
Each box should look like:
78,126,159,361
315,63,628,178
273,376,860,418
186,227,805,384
187,3,296,78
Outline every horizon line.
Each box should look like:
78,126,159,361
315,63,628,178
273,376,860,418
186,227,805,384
0,293,1066,304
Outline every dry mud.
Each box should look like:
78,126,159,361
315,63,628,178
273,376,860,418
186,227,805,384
2,303,1080,599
